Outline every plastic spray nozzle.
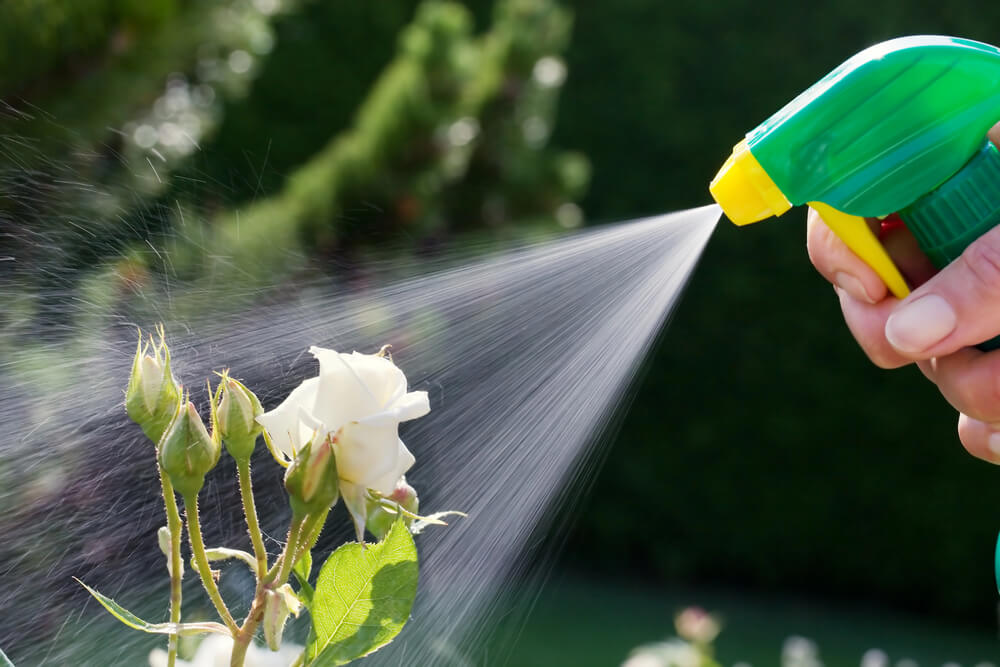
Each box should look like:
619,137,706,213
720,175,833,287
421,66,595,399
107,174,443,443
709,35,1000,301
709,140,791,225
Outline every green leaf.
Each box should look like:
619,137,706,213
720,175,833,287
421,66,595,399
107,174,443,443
75,578,230,636
307,520,418,666
293,547,314,606
1,646,14,667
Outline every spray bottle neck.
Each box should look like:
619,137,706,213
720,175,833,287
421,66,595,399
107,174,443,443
899,139,1000,269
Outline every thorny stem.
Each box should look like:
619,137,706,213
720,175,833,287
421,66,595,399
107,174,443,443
182,491,240,635
274,516,307,587
236,457,268,578
263,515,305,584
291,510,327,569
230,515,310,667
160,470,184,667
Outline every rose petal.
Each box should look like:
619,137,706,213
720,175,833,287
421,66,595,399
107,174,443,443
334,421,406,492
309,347,381,428
346,350,408,406
357,391,430,427
339,480,369,543
256,377,319,459
366,440,415,495
296,407,328,452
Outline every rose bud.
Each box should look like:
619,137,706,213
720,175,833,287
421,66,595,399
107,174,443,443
158,400,221,497
125,327,181,444
217,376,263,461
283,436,340,519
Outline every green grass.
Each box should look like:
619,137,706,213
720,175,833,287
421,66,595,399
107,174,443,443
492,574,1000,666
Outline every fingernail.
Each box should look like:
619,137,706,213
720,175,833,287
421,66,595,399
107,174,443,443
834,272,875,304
884,294,957,354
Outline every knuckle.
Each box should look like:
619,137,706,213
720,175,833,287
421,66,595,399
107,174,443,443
975,364,1000,419
933,352,1000,421
952,378,990,417
959,233,1000,296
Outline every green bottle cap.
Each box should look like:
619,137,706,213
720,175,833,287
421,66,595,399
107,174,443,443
900,139,1000,269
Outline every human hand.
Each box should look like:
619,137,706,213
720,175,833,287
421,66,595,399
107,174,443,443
806,123,1000,462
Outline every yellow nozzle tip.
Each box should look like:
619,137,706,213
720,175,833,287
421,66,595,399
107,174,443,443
709,140,792,225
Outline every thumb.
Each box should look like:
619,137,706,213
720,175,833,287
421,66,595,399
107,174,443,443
884,223,1000,358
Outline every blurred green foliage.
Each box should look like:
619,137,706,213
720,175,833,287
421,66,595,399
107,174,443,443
0,0,184,96
5,0,1000,630
214,0,583,241
151,0,587,308
0,0,280,339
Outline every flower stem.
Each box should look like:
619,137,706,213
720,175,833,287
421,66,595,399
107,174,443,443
229,610,257,667
235,457,268,577
274,516,306,586
230,516,308,667
291,509,327,569
263,516,305,585
229,593,264,667
182,491,240,634
160,470,184,667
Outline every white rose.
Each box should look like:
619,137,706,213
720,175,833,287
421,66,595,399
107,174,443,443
256,346,429,537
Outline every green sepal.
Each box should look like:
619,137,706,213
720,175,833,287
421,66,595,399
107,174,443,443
225,436,259,463
285,439,339,519
1,646,14,667
306,520,418,666
75,578,229,636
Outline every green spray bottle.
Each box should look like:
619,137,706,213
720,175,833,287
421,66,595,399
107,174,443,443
708,35,1000,591
711,35,1000,300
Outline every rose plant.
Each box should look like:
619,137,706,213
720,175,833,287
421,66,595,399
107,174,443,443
73,328,461,667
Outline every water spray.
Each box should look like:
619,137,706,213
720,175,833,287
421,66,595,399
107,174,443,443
707,35,1000,590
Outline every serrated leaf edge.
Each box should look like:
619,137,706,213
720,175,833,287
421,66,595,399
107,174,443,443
308,521,417,665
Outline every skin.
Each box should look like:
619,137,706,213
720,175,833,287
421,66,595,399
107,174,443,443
806,122,1000,462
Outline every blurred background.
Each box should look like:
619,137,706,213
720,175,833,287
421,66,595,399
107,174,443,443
3,0,1000,665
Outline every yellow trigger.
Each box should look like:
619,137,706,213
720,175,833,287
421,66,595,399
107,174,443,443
809,201,910,299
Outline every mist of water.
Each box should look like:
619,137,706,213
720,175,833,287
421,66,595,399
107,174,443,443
0,203,719,665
